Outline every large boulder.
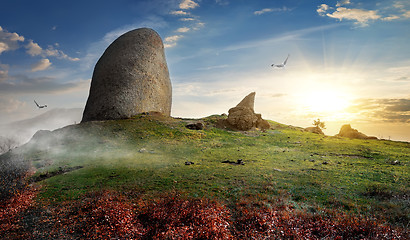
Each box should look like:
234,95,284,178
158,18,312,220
82,28,172,122
224,92,270,131
336,124,377,140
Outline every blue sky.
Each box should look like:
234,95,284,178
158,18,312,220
1,0,409,141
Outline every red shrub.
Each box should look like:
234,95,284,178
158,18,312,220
138,195,234,239
3,190,408,239
46,191,234,239
233,199,408,239
0,186,37,238
50,190,143,239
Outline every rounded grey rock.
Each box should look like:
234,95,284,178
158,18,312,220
82,28,172,122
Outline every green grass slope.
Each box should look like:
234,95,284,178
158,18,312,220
1,113,409,238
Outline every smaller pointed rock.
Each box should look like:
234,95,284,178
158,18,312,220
223,92,270,131
236,92,255,111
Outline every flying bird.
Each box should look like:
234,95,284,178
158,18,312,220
34,100,47,109
271,54,290,68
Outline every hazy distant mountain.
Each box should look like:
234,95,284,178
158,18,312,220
0,108,83,151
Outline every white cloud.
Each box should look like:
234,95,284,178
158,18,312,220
168,0,204,45
393,1,405,9
0,42,8,55
193,22,205,30
318,1,410,25
254,8,273,15
44,46,80,61
31,59,52,72
0,26,25,55
25,40,43,56
255,7,291,15
180,17,195,21
8,33,24,42
317,4,331,16
326,7,381,26
170,10,188,15
164,35,183,48
179,0,199,10
336,0,351,7
25,40,79,61
386,1,410,19
44,47,63,58
383,15,400,21
164,42,177,48
0,63,9,82
0,26,25,42
0,26,78,62
176,27,190,33
165,35,183,42
392,1,410,17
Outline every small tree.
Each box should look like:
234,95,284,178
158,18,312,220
313,118,326,130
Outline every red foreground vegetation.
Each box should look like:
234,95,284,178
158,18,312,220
1,189,408,239
233,199,406,239
0,185,37,238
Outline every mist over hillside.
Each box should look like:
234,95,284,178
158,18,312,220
0,108,83,152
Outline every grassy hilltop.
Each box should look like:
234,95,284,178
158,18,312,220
1,114,409,239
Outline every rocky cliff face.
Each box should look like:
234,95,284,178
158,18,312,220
82,28,172,122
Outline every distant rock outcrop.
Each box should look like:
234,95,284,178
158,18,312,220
304,126,324,135
82,28,172,122
336,124,377,140
222,92,270,131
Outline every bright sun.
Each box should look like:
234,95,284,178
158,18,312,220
302,90,350,113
